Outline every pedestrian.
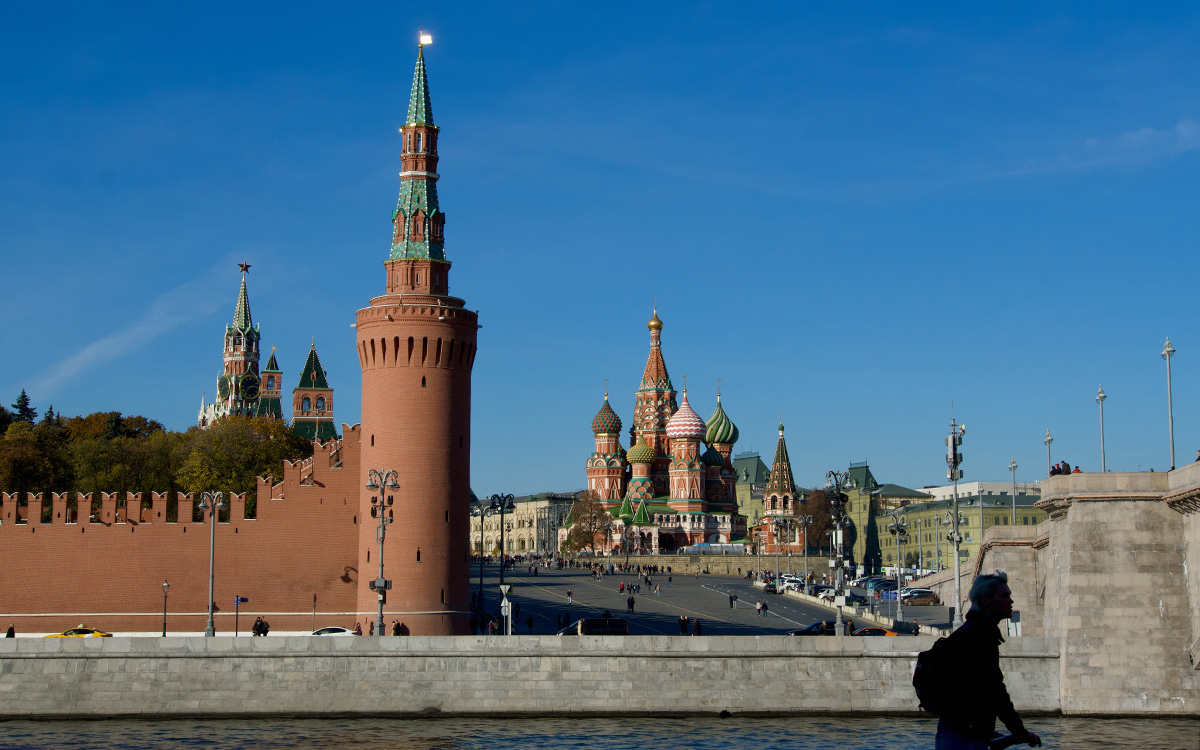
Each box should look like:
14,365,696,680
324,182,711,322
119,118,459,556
526,616,534,634
398,622,409,635
620,582,624,593
762,601,768,617
353,621,362,636
655,584,661,597
514,601,520,620
755,600,762,617
692,619,703,636
1061,460,1071,475
5,624,14,638
368,620,375,636
678,615,689,635
933,571,1042,749
729,593,736,608
391,620,401,636
668,575,672,586
259,617,270,636
627,595,635,613
567,588,573,604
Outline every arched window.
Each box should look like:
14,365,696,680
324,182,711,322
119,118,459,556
302,397,311,411
316,396,326,411
266,376,275,390
415,132,422,152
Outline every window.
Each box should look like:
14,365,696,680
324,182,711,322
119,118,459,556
316,396,326,411
266,376,275,390
416,132,422,152
302,397,311,411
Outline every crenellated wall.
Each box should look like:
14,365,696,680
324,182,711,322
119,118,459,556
0,427,364,636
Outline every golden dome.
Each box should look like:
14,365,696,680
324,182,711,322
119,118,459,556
648,306,663,331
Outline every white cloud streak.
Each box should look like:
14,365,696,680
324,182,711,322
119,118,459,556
19,259,235,403
1007,118,1200,176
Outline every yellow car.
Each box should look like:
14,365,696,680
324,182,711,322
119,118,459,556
45,626,113,638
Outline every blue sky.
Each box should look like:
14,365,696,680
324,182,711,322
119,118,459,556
3,3,1199,495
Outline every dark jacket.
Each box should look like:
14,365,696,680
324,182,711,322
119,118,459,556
938,609,1028,742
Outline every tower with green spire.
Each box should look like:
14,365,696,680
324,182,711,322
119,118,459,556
198,262,262,427
292,342,337,442
254,349,284,420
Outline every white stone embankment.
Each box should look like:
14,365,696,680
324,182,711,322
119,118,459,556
0,635,1058,717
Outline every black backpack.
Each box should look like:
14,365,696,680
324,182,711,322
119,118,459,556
912,634,960,715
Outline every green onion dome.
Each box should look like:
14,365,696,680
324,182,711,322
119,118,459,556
592,393,622,435
702,444,725,467
627,438,657,464
705,394,739,445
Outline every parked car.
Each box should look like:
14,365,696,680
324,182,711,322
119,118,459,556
808,585,834,598
901,589,940,606
45,626,112,638
762,582,778,594
557,618,629,635
311,626,359,636
780,574,803,585
787,619,855,636
820,590,868,606
780,581,803,593
852,627,899,636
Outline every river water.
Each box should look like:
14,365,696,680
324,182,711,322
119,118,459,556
0,716,1197,750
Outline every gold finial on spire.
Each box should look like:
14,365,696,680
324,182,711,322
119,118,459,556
604,378,609,399
419,28,433,46
648,301,663,331
717,378,722,399
682,374,687,392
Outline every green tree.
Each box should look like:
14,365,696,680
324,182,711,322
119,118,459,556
0,405,11,436
11,390,37,424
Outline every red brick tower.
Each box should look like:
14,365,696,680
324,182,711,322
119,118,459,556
631,308,677,496
355,41,478,635
666,390,706,518
586,392,627,504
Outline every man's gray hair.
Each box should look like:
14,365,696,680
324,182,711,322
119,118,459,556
968,570,1009,607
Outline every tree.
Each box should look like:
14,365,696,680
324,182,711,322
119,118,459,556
10,390,36,424
564,493,612,554
0,405,11,436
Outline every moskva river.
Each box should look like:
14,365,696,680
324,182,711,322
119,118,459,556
0,716,1197,749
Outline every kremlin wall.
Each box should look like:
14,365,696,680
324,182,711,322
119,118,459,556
0,43,476,636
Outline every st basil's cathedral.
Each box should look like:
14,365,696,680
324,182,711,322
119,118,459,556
582,308,750,553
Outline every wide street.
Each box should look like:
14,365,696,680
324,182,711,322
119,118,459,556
472,563,953,635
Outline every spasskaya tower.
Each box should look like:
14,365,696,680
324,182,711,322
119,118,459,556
355,40,479,635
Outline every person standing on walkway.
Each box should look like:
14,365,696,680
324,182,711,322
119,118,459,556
691,619,703,636
627,595,635,613
934,571,1041,750
5,624,14,638
567,588,573,604
729,593,736,608
678,615,689,635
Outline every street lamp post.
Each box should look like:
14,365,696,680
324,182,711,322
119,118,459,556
1163,338,1176,470
824,470,852,635
1044,429,1053,476
800,515,813,585
1096,386,1107,472
887,511,908,623
915,518,923,576
1009,458,1018,526
196,491,227,637
490,494,515,586
161,580,169,637
470,502,495,607
947,420,966,629
365,468,399,637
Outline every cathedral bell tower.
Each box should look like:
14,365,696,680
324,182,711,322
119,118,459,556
355,39,479,635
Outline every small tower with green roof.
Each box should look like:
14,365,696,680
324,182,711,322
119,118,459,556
254,349,284,420
292,342,337,442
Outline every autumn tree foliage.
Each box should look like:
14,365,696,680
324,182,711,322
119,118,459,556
564,492,612,555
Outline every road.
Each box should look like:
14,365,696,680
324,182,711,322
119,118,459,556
471,564,950,635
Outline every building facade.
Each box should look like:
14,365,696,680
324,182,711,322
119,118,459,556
198,265,263,427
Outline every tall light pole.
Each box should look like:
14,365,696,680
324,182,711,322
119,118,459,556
800,514,813,584
490,494,515,586
825,470,852,635
915,518,924,575
1096,385,1107,472
947,420,966,629
1009,458,1018,526
470,502,495,607
161,580,169,637
1163,338,1176,470
1044,429,1053,476
365,468,399,636
887,511,908,623
197,491,227,637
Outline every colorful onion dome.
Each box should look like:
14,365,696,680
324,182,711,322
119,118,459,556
702,444,725,467
666,390,705,441
627,439,656,464
705,393,739,445
648,306,663,331
592,393,622,435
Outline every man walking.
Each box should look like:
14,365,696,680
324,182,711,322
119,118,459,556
935,572,1041,749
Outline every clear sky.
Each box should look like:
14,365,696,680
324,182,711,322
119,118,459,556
3,3,1199,495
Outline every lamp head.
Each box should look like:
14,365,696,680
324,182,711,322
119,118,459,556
162,581,169,595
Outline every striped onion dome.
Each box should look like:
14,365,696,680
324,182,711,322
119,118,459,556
705,394,739,445
701,444,725,467
592,394,622,435
666,391,706,441
627,438,657,464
